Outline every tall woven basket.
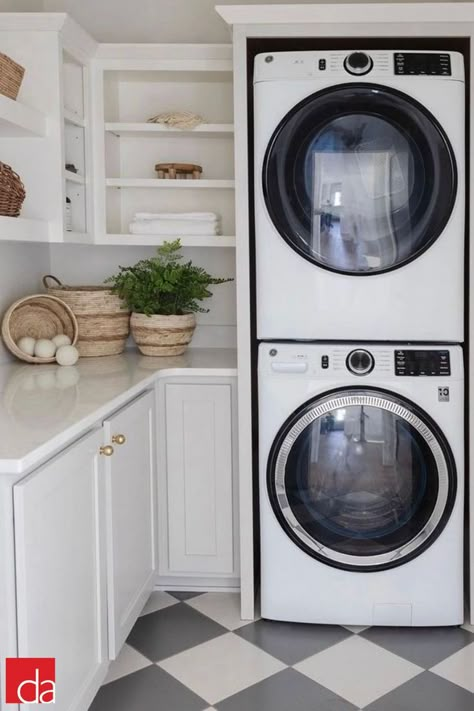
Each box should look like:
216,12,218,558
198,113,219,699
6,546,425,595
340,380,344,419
0,162,25,217
43,275,130,357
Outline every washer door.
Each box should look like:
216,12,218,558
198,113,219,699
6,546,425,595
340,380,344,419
263,83,457,275
267,388,457,571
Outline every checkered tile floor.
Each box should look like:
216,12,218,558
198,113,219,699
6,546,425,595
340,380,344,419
90,591,474,711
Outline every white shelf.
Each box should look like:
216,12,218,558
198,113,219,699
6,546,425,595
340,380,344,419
106,178,235,189
105,122,234,138
65,169,85,184
64,108,85,128
0,215,49,242
97,234,236,247
0,94,46,138
64,231,93,244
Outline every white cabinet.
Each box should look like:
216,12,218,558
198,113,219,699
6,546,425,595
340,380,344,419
13,428,107,711
157,377,239,586
103,391,156,658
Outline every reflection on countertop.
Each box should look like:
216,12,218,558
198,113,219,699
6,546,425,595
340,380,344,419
0,348,237,474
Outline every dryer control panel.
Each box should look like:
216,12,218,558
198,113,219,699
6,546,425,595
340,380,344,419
394,349,451,376
394,52,451,76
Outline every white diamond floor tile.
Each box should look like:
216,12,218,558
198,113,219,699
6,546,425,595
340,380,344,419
103,644,152,685
294,635,423,708
186,592,252,630
158,631,285,705
139,591,178,617
343,625,369,634
430,642,474,693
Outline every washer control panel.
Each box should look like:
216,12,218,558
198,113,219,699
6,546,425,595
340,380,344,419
394,350,451,376
394,52,451,76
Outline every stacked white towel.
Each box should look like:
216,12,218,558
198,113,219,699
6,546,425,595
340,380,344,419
130,212,220,236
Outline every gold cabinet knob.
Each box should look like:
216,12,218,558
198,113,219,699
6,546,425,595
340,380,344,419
100,445,114,456
112,434,126,445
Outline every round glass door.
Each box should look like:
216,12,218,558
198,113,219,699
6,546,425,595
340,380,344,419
267,389,456,571
263,84,457,275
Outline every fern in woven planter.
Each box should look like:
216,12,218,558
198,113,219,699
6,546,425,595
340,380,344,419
106,240,233,356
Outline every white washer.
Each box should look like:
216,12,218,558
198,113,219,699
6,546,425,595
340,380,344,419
259,342,464,626
254,51,465,342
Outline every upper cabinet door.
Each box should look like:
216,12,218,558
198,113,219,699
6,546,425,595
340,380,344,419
13,428,107,711
163,382,237,578
103,390,156,658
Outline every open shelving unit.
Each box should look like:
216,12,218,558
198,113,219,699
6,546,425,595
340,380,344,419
92,46,236,247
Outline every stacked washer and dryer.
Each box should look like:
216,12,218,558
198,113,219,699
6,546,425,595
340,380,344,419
254,50,466,626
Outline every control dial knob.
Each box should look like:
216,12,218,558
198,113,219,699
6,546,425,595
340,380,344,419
344,52,373,75
346,349,375,376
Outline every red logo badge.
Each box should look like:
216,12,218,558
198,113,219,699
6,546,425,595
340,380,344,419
5,658,56,704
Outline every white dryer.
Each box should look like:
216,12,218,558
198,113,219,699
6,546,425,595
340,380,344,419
259,342,464,626
254,51,465,341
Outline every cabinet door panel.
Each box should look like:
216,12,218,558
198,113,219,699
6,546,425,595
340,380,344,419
14,429,106,711
104,391,156,658
165,383,234,575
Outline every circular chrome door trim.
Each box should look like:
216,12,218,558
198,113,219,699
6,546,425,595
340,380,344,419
270,389,454,570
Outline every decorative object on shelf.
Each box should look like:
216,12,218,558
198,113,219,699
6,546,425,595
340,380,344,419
65,196,72,231
0,52,25,100
1,294,78,364
147,111,204,130
154,162,202,180
65,163,78,173
43,275,130,357
130,211,220,236
106,239,233,356
0,161,25,217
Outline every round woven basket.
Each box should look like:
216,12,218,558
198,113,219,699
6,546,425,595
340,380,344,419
130,312,196,356
1,294,79,364
43,275,130,357
0,162,26,217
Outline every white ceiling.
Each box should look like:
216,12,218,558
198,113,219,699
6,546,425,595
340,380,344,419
1,0,471,43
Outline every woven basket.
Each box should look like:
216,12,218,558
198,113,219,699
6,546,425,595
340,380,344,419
1,294,79,364
0,162,25,217
0,53,25,100
43,275,130,357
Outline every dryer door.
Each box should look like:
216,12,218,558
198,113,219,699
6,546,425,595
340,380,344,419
267,388,457,571
262,83,457,275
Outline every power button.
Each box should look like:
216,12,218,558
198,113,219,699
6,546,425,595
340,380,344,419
318,59,326,70
321,355,329,369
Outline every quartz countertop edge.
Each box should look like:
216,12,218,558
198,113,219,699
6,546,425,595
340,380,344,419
0,348,237,475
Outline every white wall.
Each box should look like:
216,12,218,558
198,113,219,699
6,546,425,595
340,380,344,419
41,0,468,43
0,243,50,363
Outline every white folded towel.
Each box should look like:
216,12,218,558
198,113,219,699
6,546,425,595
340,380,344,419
134,212,219,222
130,220,220,236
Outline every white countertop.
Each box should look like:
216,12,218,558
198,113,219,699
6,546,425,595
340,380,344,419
0,348,237,475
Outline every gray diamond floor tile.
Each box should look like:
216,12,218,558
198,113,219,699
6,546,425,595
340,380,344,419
363,671,474,711
90,665,208,711
127,602,227,662
215,668,358,711
235,618,351,665
168,591,205,601
361,626,473,669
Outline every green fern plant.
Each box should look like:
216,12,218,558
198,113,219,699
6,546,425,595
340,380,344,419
105,239,233,316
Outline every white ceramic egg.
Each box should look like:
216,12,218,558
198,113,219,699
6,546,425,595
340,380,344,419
17,336,36,356
56,344,79,366
52,334,72,348
34,339,57,359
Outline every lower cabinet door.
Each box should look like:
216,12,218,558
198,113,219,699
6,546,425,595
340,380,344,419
103,390,156,658
163,382,236,578
13,428,107,711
